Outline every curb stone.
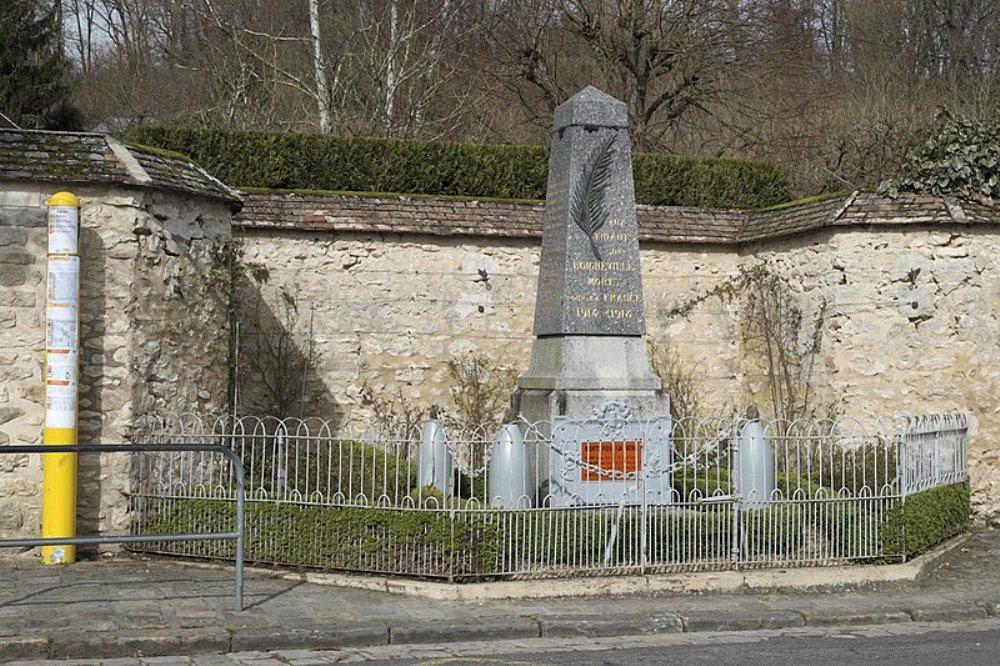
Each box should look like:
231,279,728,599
50,630,231,661
908,605,990,622
0,637,50,662
229,626,388,653
538,614,683,638
682,610,805,632
800,610,912,627
388,617,540,645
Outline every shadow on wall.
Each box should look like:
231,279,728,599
76,226,106,546
231,264,341,424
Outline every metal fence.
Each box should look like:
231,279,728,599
128,412,967,580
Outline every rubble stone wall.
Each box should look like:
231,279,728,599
236,220,1000,521
0,184,232,540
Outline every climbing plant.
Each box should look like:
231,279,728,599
228,245,318,419
664,262,830,423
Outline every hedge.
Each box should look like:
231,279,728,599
142,499,502,577
879,481,970,559
127,127,792,209
138,493,881,578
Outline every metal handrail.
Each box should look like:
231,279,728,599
0,443,245,611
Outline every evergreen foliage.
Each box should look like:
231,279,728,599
879,110,1000,202
128,126,792,209
0,1,84,130
879,481,970,559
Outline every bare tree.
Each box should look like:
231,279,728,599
308,0,332,132
488,0,735,151
335,0,470,137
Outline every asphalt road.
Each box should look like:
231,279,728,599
349,620,1000,666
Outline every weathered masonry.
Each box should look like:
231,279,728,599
3,127,1000,540
235,192,1000,521
0,130,239,539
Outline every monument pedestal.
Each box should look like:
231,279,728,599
516,333,669,427
514,336,670,505
512,86,672,506
518,336,662,392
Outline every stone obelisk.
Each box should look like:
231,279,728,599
515,86,668,428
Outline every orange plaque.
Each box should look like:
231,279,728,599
580,440,642,481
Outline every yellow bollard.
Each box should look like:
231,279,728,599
42,191,81,565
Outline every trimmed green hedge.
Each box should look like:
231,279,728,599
879,481,970,559
144,499,502,576
127,127,792,209
139,494,883,577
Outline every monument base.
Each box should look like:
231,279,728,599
513,335,670,505
517,336,663,391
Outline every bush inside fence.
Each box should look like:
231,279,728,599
135,487,927,578
878,481,970,558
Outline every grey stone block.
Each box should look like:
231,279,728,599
0,636,49,661
541,613,683,638
0,264,26,286
0,208,46,228
909,605,989,622
389,617,539,645
802,609,911,627
229,626,386,653
0,226,28,245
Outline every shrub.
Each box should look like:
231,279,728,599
239,438,416,504
878,110,1000,202
879,481,970,559
127,127,792,209
142,498,502,577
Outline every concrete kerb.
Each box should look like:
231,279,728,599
193,531,972,602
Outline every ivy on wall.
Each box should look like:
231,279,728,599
879,110,1000,202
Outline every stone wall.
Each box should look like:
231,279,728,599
5,179,1000,541
0,183,233,540
235,192,1000,521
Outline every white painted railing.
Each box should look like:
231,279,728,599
127,412,967,579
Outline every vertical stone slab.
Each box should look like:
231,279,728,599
518,86,663,393
534,86,646,337
514,87,670,505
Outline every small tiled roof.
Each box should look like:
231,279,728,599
236,190,1000,244
237,193,544,239
0,129,241,208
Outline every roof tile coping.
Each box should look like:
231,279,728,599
235,190,1000,244
0,129,242,209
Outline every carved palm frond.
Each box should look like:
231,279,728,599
571,132,617,260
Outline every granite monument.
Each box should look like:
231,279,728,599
514,86,671,505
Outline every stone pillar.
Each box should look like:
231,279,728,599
514,87,669,503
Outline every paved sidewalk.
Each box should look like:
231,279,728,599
2,529,999,662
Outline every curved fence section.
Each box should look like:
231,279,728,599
128,412,968,579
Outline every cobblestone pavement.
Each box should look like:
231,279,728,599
2,529,999,663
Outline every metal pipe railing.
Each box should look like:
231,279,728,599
0,443,245,611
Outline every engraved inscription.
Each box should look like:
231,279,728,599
565,211,643,325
